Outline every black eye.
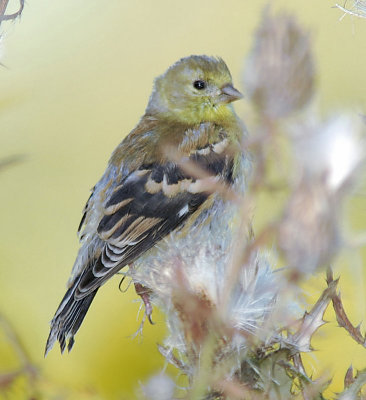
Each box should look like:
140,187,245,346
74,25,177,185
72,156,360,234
193,80,206,90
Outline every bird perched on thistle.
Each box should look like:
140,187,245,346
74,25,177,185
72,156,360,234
45,55,244,355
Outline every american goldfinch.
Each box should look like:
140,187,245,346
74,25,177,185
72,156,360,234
46,55,244,354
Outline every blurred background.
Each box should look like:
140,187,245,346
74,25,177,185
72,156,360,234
0,0,366,398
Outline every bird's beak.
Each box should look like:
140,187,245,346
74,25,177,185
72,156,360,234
219,84,243,103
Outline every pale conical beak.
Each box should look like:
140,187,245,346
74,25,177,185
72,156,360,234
220,84,243,103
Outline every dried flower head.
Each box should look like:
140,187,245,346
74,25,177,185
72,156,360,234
244,10,315,119
278,115,365,273
278,177,340,273
129,192,280,376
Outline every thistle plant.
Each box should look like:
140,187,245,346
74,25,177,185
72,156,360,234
138,10,366,400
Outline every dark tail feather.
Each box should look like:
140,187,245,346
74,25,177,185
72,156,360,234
45,275,98,356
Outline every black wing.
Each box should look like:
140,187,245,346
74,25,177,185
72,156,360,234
75,144,234,299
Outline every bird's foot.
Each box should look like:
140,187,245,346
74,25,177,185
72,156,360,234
134,282,154,324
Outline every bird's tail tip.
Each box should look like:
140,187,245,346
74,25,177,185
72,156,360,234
44,278,97,356
44,331,55,357
45,319,75,357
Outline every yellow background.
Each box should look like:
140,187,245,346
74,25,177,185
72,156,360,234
1,0,366,398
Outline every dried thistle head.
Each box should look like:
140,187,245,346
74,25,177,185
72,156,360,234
244,10,315,119
129,196,279,377
278,177,340,273
278,115,365,273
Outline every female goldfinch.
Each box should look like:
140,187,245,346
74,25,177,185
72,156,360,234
46,55,244,354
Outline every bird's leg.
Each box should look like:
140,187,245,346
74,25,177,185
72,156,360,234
134,282,154,324
129,262,154,324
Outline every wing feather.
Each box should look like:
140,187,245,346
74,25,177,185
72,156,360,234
74,134,234,298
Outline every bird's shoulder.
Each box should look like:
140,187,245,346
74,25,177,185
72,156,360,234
110,115,242,166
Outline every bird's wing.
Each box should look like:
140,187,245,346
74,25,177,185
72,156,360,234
74,136,234,300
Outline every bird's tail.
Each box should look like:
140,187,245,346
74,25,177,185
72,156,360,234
45,274,98,356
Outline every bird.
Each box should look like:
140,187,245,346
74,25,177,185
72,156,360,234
45,55,244,355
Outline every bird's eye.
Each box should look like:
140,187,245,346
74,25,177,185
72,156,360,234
193,80,206,90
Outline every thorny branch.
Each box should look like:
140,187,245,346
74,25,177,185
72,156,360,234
290,279,337,352
327,268,366,348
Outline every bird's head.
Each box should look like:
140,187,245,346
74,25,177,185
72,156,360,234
146,55,243,125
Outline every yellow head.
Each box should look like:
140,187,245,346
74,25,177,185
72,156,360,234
146,55,242,125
